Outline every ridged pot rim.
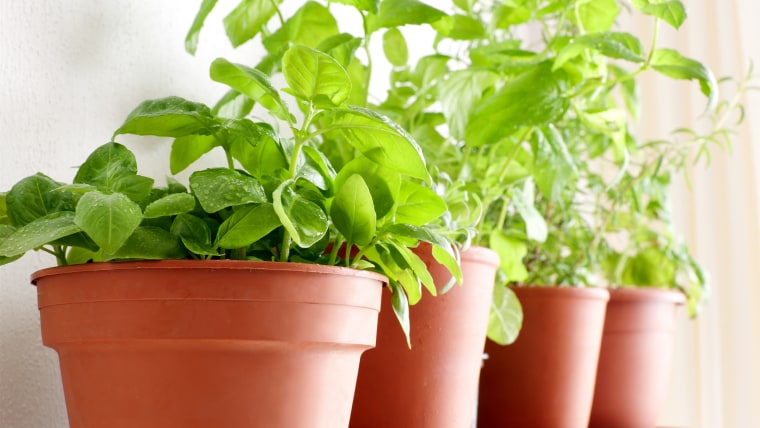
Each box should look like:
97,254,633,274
510,285,610,302
31,259,388,285
460,245,500,268
606,286,686,305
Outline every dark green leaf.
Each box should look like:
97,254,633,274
210,58,292,121
107,226,186,260
488,285,523,345
189,168,267,213
143,193,197,218
0,212,80,258
273,180,328,248
114,97,217,138
651,49,718,111
171,213,219,256
395,181,446,226
216,203,281,248
367,0,447,32
282,45,351,108
6,173,76,226
383,28,408,67
170,134,219,175
223,0,282,47
331,174,376,246
74,191,143,254
185,0,218,55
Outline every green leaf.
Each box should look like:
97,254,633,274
533,126,577,201
330,0,379,13
170,134,219,175
273,180,328,248
223,0,282,48
0,212,80,258
114,97,217,138
489,231,528,283
74,191,143,254
513,180,547,243
6,173,76,226
576,0,620,33
334,156,399,219
637,1,687,29
389,282,411,346
210,58,292,121
368,0,447,32
143,193,197,218
319,107,430,182
622,247,677,286
383,28,408,67
317,34,363,69
282,45,351,108
466,62,569,147
439,69,499,140
107,226,186,260
554,32,644,70
170,213,219,256
650,49,718,111
213,90,255,119
0,225,21,265
488,285,523,345
189,168,267,213
432,14,485,40
185,0,218,55
301,145,337,191
411,54,450,88
263,2,339,54
215,203,281,249
389,241,436,297
331,174,376,246
74,143,154,202
395,182,446,226
432,244,463,287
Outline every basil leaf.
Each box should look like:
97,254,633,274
223,0,282,47
6,173,76,226
185,0,218,55
394,181,446,226
114,97,217,138
0,212,80,258
189,168,266,213
330,0,378,13
575,0,620,33
74,191,143,254
171,213,219,256
210,58,292,121
215,203,281,249
170,134,219,175
107,226,186,260
651,48,718,111
282,45,351,108
331,174,376,246
367,0,447,32
263,2,339,54
273,180,328,248
335,156,399,220
488,285,523,345
438,69,499,140
382,28,408,67
143,193,197,218
489,231,528,283
635,0,687,29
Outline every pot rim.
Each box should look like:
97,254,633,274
31,259,388,286
460,245,501,268
606,286,686,305
510,285,610,302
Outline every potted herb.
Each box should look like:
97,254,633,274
0,36,458,427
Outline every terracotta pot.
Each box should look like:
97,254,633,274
478,286,610,428
31,260,384,428
349,245,499,428
589,288,685,428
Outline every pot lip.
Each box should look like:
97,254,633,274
31,259,388,285
509,284,610,302
461,245,500,267
606,286,686,305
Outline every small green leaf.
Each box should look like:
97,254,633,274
622,247,677,286
143,193,197,218
576,0,620,33
223,0,282,48
170,134,219,175
282,45,351,108
185,0,218,55
215,203,281,249
637,1,687,29
189,168,267,213
317,34,363,69
383,28,408,67
0,225,21,265
273,180,328,248
74,191,143,254
171,213,219,256
651,49,718,111
513,180,548,243
107,226,186,260
368,0,447,32
394,182,447,226
263,2,339,54
432,14,485,40
488,285,523,345
0,212,80,258
210,58,292,121
331,174,376,246
432,244,463,286
114,97,217,138
489,231,528,283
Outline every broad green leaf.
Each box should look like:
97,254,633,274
367,0,447,32
114,97,217,138
335,156,400,219
466,62,569,147
331,174,376,246
432,14,485,40
489,231,528,282
432,244,463,287
576,0,620,33
383,28,408,67
213,90,255,119
223,0,282,47
493,3,532,28
282,45,351,108
143,193,197,218
185,0,218,55
389,282,411,346
0,225,21,265
554,32,644,70
170,213,219,256
394,181,447,226
0,213,80,258
210,58,292,121
263,2,339,54
238,134,288,178
74,143,154,201
273,180,328,248
622,247,677,286
222,118,271,166
319,107,430,182
580,108,627,159
107,226,186,260
513,180,547,243
650,49,718,111
317,34,363,69
488,285,523,345
6,173,76,226
166,177,187,194
411,54,450,88
301,145,337,191
439,69,499,140
170,134,219,174
74,191,143,254
386,224,449,251
189,168,267,213
330,0,379,13
215,203,281,249
637,1,687,29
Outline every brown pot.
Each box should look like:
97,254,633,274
31,260,384,428
589,288,685,428
478,286,610,428
349,245,499,428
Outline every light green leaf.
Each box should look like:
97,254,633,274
282,45,351,108
334,156,400,219
0,225,21,265
213,90,255,119
273,180,328,248
637,1,687,29
185,0,218,55
223,0,282,47
215,203,281,249
368,0,447,32
554,32,644,70
383,28,408,67
143,193,197,218
438,69,499,140
364,245,421,306
114,97,217,138
489,231,528,283
189,168,267,213
170,134,219,175
389,282,411,347
432,241,463,286
209,58,292,121
331,174,376,246
74,191,143,254
72,142,155,202
330,0,379,13
107,226,186,260
394,181,447,226
317,34,363,69
389,242,436,297
432,14,485,40
263,2,339,54
651,49,718,111
576,0,620,33
622,247,677,287
513,179,547,243
0,212,80,258
488,285,523,345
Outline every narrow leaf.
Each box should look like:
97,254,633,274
185,0,219,55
